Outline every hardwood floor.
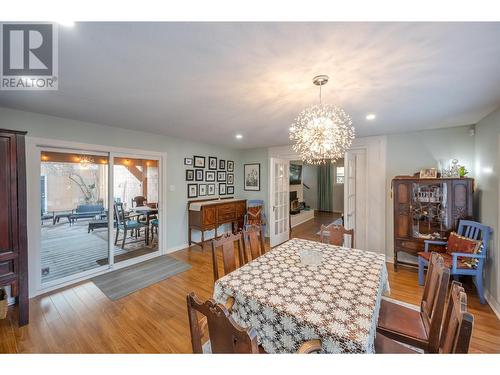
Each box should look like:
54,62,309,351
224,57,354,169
1,211,499,353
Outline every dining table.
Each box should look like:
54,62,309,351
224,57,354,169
213,238,390,354
131,205,158,245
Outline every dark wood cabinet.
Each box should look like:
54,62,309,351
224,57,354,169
392,177,474,270
0,129,28,325
188,199,247,248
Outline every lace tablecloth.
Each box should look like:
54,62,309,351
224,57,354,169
213,238,389,353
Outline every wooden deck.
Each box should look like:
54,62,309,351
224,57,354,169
41,221,157,283
1,211,499,353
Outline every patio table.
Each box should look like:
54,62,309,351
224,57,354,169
213,238,389,353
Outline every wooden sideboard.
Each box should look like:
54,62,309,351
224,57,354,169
188,198,247,248
392,176,474,270
0,129,28,326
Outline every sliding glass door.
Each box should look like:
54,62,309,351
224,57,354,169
112,156,160,264
39,148,162,287
40,150,109,285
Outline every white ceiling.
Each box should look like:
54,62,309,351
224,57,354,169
1,22,500,148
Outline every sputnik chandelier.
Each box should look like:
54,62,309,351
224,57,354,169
289,75,355,164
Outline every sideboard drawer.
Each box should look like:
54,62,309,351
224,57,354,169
0,260,13,276
218,211,236,222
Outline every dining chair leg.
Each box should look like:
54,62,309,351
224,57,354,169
122,229,127,249
115,228,119,245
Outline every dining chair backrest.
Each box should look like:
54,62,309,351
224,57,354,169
211,232,246,281
132,195,147,207
113,202,126,226
320,224,354,248
456,220,492,258
186,292,259,354
243,225,266,261
420,252,451,353
439,281,474,353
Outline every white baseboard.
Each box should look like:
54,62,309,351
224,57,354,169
166,242,191,253
485,290,500,321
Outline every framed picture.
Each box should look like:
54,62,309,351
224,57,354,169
199,184,207,196
205,170,215,182
185,169,194,181
420,168,438,179
184,157,193,166
244,163,260,191
219,183,226,195
227,173,234,185
193,155,206,168
227,160,234,172
195,169,204,181
187,183,198,198
217,171,226,182
227,186,234,195
219,159,226,170
208,183,215,196
208,156,217,170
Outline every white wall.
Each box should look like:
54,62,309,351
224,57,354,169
302,164,318,209
385,125,476,263
474,108,500,315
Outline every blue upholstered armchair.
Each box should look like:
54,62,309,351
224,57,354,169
417,220,492,304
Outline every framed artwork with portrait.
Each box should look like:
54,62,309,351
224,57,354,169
187,183,198,198
208,183,215,196
199,184,207,196
227,160,234,172
205,170,215,182
219,183,226,195
184,158,193,166
185,169,194,181
244,163,260,191
195,169,204,181
217,171,226,182
227,173,234,185
219,159,226,170
227,186,234,195
208,156,217,170
193,155,206,168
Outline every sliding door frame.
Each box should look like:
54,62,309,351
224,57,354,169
25,136,168,297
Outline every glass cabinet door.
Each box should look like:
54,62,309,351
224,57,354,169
411,182,448,240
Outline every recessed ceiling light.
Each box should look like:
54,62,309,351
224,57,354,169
57,21,75,27
235,134,243,139
366,113,376,121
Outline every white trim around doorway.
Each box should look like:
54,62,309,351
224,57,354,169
25,136,168,298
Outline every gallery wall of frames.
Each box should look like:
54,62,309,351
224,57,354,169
184,156,235,199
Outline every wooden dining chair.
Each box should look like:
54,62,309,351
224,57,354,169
211,232,246,281
320,224,354,248
187,292,259,354
375,281,474,354
243,225,266,261
377,252,451,353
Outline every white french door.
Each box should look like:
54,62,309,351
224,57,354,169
270,158,290,247
344,149,367,250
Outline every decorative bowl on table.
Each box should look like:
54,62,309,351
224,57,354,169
299,248,323,266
